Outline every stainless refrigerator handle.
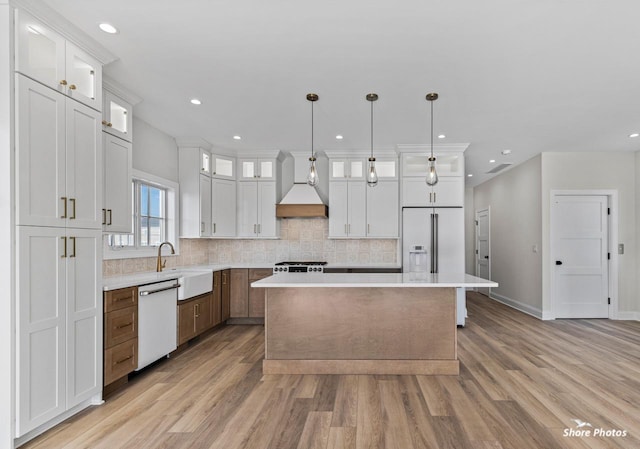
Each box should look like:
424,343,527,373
430,214,435,273
434,213,439,273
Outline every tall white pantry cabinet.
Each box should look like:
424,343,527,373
14,9,103,439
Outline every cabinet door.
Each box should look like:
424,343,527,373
432,178,464,207
16,226,66,436
237,182,258,237
103,91,132,142
199,175,212,237
103,134,132,233
221,270,231,321
16,75,66,227
66,228,102,408
229,269,249,317
329,182,348,237
212,154,235,179
195,295,212,333
65,41,102,111
239,159,257,180
257,181,277,237
402,178,430,207
348,159,365,180
367,181,398,238
66,99,102,229
212,178,236,237
330,159,348,180
347,182,367,237
15,10,66,95
200,149,211,176
178,301,196,345
212,271,222,326
258,159,275,180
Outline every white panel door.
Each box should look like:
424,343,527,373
329,182,348,237
366,181,398,237
66,229,101,408
257,181,277,237
103,134,132,233
552,195,609,318
347,182,367,237
237,182,258,237
212,178,236,237
16,226,66,436
16,75,66,227
199,175,212,237
66,98,102,230
475,208,491,296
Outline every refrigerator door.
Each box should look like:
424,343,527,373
402,208,431,273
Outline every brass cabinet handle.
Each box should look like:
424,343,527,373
102,208,106,225
69,236,76,258
102,120,108,126
115,355,133,365
222,273,227,284
69,198,76,219
195,303,200,318
61,197,68,218
61,236,67,258
107,209,112,225
69,84,77,90
59,80,67,86
116,322,133,329
107,122,112,127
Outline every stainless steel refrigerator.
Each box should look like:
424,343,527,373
402,207,467,325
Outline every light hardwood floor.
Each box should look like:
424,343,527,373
23,292,640,449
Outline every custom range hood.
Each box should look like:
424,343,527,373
276,153,328,218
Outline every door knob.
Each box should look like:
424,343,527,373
484,255,489,259
555,261,563,265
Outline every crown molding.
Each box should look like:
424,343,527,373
103,75,142,106
11,0,118,65
396,143,469,153
322,148,398,158
175,137,213,150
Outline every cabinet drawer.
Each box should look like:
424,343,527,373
105,306,137,348
104,287,138,313
104,338,137,386
249,268,272,280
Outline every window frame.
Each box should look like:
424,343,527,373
104,169,180,260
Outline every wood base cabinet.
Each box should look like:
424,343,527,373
229,268,271,319
178,293,213,345
221,269,231,321
103,286,137,387
248,269,272,317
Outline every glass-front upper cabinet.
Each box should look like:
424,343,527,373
102,90,133,142
15,10,103,111
402,152,463,177
238,158,274,181
330,158,365,180
212,154,235,179
200,149,211,175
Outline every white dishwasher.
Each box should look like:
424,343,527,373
136,279,179,370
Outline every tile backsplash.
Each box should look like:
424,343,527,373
103,218,398,277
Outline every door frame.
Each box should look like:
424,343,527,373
475,207,491,296
549,190,618,319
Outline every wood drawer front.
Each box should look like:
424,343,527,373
104,287,138,313
249,268,272,280
104,338,137,386
105,306,137,348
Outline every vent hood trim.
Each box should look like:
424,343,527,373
277,183,328,218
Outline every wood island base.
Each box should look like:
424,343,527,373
263,359,459,375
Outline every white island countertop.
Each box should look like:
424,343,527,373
251,272,498,288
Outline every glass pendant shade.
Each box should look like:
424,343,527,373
307,157,318,187
426,157,438,186
367,157,378,187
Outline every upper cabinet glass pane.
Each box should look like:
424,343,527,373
403,155,429,176
201,152,210,173
25,26,57,82
376,161,396,178
70,54,96,100
242,161,255,178
215,157,234,177
332,161,345,178
350,161,363,178
109,101,128,134
260,161,273,178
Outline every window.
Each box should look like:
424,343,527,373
106,170,179,259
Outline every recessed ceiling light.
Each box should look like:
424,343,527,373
438,134,446,139
501,149,512,155
629,133,639,138
467,174,473,177
233,135,241,140
98,23,118,34
190,98,202,105
336,135,343,140
489,159,496,163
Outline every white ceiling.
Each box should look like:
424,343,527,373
43,0,640,186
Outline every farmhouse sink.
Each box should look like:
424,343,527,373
177,269,213,301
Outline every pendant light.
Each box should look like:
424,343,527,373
366,93,379,187
425,92,439,186
307,93,319,187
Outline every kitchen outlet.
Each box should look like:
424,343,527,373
618,243,624,255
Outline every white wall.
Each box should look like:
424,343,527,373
636,151,640,316
541,152,637,316
474,155,543,316
1,2,14,446
132,117,178,182
464,187,475,275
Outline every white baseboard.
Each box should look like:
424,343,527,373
489,292,543,320
616,311,639,321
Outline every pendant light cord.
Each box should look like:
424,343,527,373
430,99,434,158
311,100,314,159
371,100,374,158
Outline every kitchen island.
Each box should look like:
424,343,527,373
252,273,498,375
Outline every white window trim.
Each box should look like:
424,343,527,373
104,169,180,260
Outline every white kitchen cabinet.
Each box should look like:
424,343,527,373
15,10,102,111
401,152,464,177
16,75,102,230
212,178,236,237
329,181,366,238
366,181,399,238
102,90,132,142
238,158,276,181
402,177,464,207
237,181,278,238
212,153,235,179
103,134,132,233
17,226,102,436
200,174,212,236
329,158,365,180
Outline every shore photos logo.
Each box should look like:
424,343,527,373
563,419,628,438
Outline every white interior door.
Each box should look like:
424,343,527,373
552,195,609,318
475,208,490,296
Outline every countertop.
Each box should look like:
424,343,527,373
251,273,499,288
